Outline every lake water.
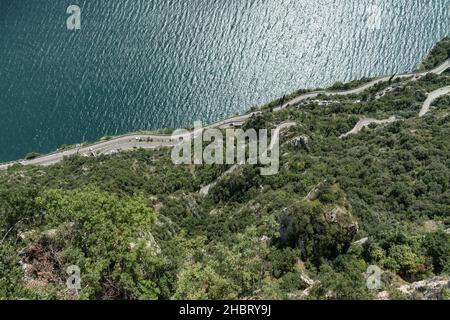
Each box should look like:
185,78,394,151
0,0,449,161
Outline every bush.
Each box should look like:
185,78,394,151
25,152,41,160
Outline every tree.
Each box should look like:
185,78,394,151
172,227,273,299
25,152,41,160
172,263,236,300
36,187,158,299
0,243,28,299
385,245,428,280
309,256,373,300
423,232,450,274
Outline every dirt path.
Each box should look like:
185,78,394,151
340,116,397,138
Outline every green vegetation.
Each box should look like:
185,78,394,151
420,37,450,71
0,41,449,300
329,77,373,91
24,152,41,160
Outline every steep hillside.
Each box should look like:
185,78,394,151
1,46,449,300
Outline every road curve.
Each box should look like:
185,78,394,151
275,59,449,112
1,60,448,170
420,86,450,117
430,60,450,75
340,116,397,138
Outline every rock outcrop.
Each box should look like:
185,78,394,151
398,277,449,300
289,135,310,150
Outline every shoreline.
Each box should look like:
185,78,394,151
1,59,449,170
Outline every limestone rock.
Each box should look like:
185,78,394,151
326,207,359,232
398,277,450,300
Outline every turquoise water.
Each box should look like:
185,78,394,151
0,0,449,162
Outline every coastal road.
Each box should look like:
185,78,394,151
0,60,448,170
0,118,252,170
274,59,449,111
430,59,450,75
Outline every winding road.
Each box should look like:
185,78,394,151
339,84,450,138
275,59,449,111
339,116,397,138
199,121,296,195
419,86,450,117
0,60,449,171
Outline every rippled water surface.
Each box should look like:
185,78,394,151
0,0,449,161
